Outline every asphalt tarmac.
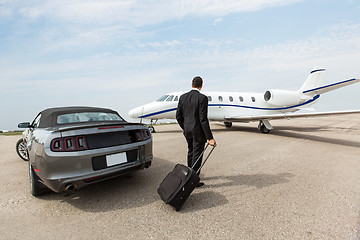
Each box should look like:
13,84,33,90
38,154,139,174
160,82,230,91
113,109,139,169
1,114,360,239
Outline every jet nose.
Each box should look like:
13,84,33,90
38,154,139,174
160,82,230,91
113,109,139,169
128,106,143,119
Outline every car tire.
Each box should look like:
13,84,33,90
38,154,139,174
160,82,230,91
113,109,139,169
16,139,29,161
29,163,50,197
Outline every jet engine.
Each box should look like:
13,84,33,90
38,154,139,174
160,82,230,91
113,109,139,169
264,89,304,107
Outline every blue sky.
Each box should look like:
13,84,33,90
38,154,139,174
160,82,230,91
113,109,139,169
1,0,360,130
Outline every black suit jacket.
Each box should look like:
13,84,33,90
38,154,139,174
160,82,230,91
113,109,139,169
176,90,213,143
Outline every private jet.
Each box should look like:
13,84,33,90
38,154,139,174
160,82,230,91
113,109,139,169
129,68,360,133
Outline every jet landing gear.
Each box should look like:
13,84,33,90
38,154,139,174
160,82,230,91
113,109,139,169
147,119,157,133
224,122,232,128
147,125,155,133
258,120,273,134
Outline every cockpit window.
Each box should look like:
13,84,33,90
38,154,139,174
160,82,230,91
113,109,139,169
166,95,174,101
157,95,169,102
174,96,179,101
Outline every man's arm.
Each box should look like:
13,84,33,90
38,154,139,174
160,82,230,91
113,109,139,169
199,95,213,140
176,97,184,130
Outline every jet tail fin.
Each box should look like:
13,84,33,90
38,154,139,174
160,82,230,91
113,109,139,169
299,67,325,94
299,67,360,95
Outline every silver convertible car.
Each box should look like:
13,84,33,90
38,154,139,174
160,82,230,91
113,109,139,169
18,106,152,196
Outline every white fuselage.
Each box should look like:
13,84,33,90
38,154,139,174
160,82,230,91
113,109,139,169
128,68,360,133
128,90,319,122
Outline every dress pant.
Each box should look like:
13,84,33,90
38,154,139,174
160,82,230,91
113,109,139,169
186,137,205,175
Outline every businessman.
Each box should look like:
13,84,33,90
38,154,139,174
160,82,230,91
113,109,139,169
176,76,216,187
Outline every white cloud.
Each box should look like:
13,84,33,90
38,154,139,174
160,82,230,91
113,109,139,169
242,23,360,72
185,0,304,15
3,21,359,102
3,22,360,90
1,0,307,52
6,0,305,26
213,17,223,25
145,40,181,48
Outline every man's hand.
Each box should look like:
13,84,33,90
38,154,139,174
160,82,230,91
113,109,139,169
208,139,216,146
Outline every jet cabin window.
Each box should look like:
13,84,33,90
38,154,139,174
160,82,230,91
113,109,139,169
157,95,169,101
166,95,174,101
208,96,212,102
239,96,244,102
251,97,256,102
229,96,233,102
218,96,223,102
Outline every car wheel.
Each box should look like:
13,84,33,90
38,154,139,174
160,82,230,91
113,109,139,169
29,163,50,197
16,139,29,161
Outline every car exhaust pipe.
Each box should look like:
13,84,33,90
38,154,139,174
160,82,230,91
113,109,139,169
64,184,74,191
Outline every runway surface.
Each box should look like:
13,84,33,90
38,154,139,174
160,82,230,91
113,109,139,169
0,114,360,239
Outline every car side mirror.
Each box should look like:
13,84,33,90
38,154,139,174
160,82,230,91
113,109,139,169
18,122,31,128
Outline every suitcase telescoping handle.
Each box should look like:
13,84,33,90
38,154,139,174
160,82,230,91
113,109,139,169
192,143,217,174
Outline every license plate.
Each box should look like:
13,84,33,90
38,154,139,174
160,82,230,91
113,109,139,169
106,152,127,167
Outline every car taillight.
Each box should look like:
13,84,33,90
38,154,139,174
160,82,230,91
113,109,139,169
64,137,75,151
134,129,151,141
77,136,88,150
51,136,88,152
52,139,63,151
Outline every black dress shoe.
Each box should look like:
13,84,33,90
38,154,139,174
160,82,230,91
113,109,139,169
196,182,204,188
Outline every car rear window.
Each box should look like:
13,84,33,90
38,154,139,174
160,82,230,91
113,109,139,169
57,112,124,124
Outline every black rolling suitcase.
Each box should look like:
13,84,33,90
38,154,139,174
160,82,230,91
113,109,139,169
157,143,216,211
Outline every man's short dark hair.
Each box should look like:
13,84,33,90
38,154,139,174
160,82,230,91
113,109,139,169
192,76,203,88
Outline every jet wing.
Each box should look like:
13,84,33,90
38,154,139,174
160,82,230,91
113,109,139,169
224,110,360,122
302,78,360,95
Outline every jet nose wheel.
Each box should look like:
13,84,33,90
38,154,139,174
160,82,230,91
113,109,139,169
258,120,273,134
147,125,155,133
259,123,270,134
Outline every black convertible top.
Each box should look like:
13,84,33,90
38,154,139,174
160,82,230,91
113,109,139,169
38,106,123,128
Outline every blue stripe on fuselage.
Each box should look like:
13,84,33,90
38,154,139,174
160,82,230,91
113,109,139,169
138,95,320,118
140,108,178,118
